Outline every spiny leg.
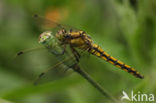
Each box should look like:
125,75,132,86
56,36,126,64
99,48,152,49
47,44,66,56
71,46,80,58
61,44,66,55
70,45,80,62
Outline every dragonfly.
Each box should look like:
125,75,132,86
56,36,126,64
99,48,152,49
17,14,143,101
32,14,144,79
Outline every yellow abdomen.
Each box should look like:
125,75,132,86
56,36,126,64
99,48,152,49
88,43,144,79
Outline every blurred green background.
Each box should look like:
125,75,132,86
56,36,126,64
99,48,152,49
0,0,156,103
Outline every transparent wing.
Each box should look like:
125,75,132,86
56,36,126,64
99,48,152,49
15,45,89,85
34,61,73,85
33,14,82,35
34,46,79,85
34,46,88,85
14,46,76,85
33,14,63,30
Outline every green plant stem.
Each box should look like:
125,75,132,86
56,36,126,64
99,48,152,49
73,65,118,102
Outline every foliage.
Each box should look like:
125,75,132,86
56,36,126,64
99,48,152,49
0,0,156,103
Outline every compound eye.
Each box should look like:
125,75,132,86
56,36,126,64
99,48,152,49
38,35,42,43
39,35,42,40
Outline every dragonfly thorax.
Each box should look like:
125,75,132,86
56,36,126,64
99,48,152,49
55,29,66,41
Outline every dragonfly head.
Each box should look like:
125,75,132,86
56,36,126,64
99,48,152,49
39,31,53,44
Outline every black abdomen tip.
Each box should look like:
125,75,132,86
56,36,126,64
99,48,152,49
17,51,23,55
137,75,144,79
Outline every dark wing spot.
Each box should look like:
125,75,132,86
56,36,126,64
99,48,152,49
33,14,39,18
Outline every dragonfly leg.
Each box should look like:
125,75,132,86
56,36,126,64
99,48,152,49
70,45,80,62
48,44,66,56
57,44,66,55
61,44,66,55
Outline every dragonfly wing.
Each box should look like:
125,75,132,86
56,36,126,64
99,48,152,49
34,62,73,85
34,48,78,85
33,14,63,33
33,14,82,34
